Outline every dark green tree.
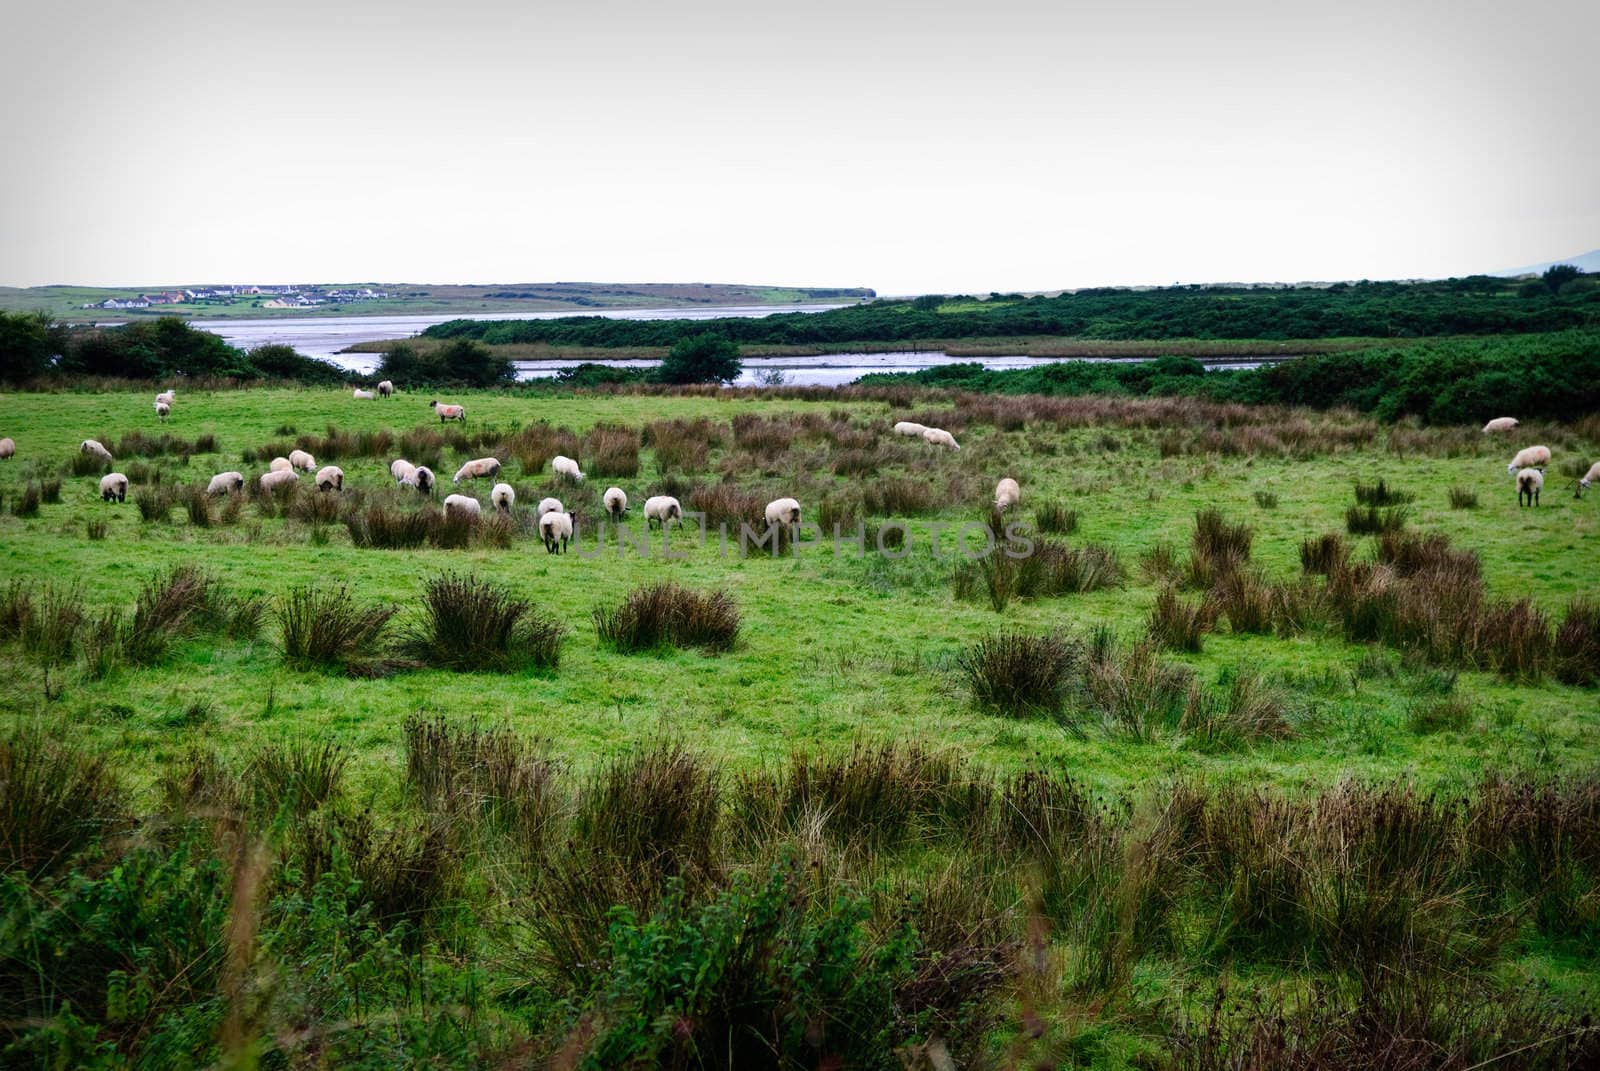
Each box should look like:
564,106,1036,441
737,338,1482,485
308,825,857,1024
655,332,742,384
1543,264,1583,293
0,312,59,383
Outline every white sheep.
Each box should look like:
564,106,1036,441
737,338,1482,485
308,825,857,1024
155,390,175,406
289,449,316,472
404,465,436,495
1578,460,1600,497
1516,467,1543,508
315,465,344,492
391,459,417,485
453,457,501,484
352,388,375,400
206,471,245,495
154,401,170,422
269,456,293,472
99,472,128,503
443,493,481,520
260,468,299,492
1507,445,1551,475
536,496,564,518
764,497,802,527
0,438,14,460
538,509,573,554
491,482,515,513
377,380,394,397
604,486,628,522
994,477,1020,512
922,427,960,451
892,421,927,438
81,439,113,464
430,400,466,424
644,495,682,530
1482,417,1518,434
551,454,584,481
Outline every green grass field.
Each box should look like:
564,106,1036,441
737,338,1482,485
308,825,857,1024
2,385,1598,1066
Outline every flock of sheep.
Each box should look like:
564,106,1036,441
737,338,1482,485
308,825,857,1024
1485,416,1599,507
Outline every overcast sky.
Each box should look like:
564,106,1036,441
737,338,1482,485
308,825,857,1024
1,0,1595,293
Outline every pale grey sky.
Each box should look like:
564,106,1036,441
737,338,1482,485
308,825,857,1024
1,0,1594,292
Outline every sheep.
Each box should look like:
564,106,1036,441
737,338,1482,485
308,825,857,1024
536,496,564,519
269,456,293,472
892,421,927,438
1577,461,1600,498
1483,417,1519,434
289,449,316,472
994,477,1020,512
154,401,171,422
539,509,573,554
430,400,466,424
604,486,628,522
764,497,802,527
99,472,128,503
377,380,394,397
80,439,113,464
315,465,344,492
644,495,682,530
404,465,436,495
206,471,245,495
453,457,501,484
0,438,14,460
443,493,482,520
1507,445,1551,475
260,468,299,492
390,459,417,485
1516,467,1543,508
551,454,584,481
352,388,375,400
922,427,960,451
491,482,515,513
155,390,175,406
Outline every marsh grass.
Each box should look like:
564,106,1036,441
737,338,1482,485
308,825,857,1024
400,572,565,671
1448,486,1479,509
246,739,348,818
1346,503,1411,535
276,585,396,671
593,582,740,654
1554,598,1600,686
957,631,1080,718
1150,586,1213,652
1034,503,1078,534
1354,477,1414,507
345,502,432,549
0,728,124,878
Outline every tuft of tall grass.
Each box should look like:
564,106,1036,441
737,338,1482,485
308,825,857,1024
401,715,559,851
1448,486,1479,510
1211,568,1274,634
84,518,108,541
276,585,396,671
582,422,641,478
344,503,432,549
1252,489,1278,509
245,739,348,818
957,631,1080,718
12,482,41,517
181,483,212,527
1034,503,1078,534
134,484,175,522
1150,585,1213,652
18,584,85,668
593,582,740,654
1299,531,1349,575
121,565,226,665
1193,508,1253,565
400,572,565,671
1346,503,1410,535
1087,629,1192,739
1182,670,1292,748
1353,477,1414,506
1,727,125,878
1553,598,1600,686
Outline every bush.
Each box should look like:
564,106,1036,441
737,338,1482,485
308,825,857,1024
400,572,565,671
958,631,1080,717
276,585,396,671
593,582,740,653
655,331,742,384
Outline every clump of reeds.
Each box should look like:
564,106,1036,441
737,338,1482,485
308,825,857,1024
1150,586,1213,652
276,584,396,671
957,631,1080,718
399,572,565,671
0,728,125,878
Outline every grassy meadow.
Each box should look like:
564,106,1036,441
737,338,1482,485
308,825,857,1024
2,383,1599,1066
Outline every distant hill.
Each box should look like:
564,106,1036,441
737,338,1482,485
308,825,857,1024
1494,249,1600,277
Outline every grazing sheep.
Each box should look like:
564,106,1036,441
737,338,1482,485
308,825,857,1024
154,401,170,422
1507,445,1551,475
551,454,584,481
453,457,501,484
315,465,344,492
604,486,628,522
1579,461,1600,497
353,388,375,400
644,495,682,530
536,496,564,518
81,439,113,464
260,468,299,492
404,465,436,495
269,457,293,472
922,427,960,451
430,400,466,424
289,449,316,472
443,493,481,520
0,438,14,460
1516,467,1543,508
994,477,1020,512
391,459,417,484
892,421,927,438
99,472,128,503
538,509,573,554
155,390,175,406
491,482,515,513
377,380,394,397
1483,417,1519,434
764,497,802,527
206,471,245,495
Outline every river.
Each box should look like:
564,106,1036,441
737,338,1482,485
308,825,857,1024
194,307,1266,387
